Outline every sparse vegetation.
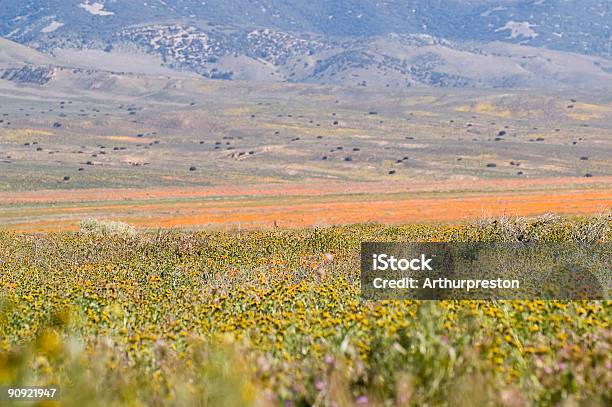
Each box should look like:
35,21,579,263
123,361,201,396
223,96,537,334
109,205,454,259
0,79,610,193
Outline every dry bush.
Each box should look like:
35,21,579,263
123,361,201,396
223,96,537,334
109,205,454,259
79,218,137,239
476,213,610,242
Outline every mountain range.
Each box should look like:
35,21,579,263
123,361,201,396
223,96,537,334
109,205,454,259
1,1,610,88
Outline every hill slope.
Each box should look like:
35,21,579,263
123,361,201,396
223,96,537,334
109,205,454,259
2,1,610,57
0,37,52,66
0,1,610,88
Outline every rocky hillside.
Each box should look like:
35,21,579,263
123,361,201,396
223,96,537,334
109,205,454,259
0,1,610,88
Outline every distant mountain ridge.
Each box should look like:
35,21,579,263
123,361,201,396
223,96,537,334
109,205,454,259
0,1,610,88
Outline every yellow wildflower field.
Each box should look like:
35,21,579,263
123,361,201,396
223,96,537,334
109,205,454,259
0,216,610,406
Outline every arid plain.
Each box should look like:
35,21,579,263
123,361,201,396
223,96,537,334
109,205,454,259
1,70,611,230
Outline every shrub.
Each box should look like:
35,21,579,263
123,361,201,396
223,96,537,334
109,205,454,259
79,219,136,238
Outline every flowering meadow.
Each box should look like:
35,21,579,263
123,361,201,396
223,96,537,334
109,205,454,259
1,215,610,406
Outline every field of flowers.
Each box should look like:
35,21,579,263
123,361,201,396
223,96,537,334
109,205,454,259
1,215,610,406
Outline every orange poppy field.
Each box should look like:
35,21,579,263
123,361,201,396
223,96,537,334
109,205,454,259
1,176,609,231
